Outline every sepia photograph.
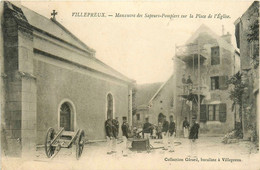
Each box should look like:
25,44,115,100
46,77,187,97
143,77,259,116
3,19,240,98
0,0,259,169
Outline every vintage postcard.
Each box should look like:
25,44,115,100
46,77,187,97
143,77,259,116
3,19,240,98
0,0,259,170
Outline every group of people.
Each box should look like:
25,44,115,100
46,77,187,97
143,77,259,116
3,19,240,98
139,115,176,152
104,114,200,157
105,116,129,155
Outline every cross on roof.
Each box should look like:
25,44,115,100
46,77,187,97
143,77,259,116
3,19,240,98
51,10,58,20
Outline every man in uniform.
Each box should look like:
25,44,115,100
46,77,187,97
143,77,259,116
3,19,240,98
142,117,153,139
157,122,162,139
121,116,129,156
112,117,119,139
162,115,169,150
183,117,190,138
186,75,193,93
111,117,119,154
168,115,176,152
105,117,114,154
182,74,187,93
189,116,200,157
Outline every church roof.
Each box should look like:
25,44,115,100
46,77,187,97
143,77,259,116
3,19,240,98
135,82,163,108
21,6,94,53
17,4,134,84
148,74,174,104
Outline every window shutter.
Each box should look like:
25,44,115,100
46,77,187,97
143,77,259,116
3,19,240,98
200,104,207,122
219,103,227,122
219,76,228,90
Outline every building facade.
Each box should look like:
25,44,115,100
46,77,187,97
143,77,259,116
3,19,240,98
132,82,162,128
234,1,259,141
173,25,240,136
1,1,134,157
148,75,175,125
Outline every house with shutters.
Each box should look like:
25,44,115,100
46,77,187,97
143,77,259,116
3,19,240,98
173,24,240,136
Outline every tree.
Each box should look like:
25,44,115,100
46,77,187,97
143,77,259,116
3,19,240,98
227,72,245,138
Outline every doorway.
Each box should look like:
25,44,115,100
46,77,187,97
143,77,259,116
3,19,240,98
60,102,71,131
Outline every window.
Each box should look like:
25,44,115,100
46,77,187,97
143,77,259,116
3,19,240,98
59,100,75,131
136,114,140,121
211,46,220,65
208,105,219,121
107,93,113,119
200,103,226,122
211,76,219,90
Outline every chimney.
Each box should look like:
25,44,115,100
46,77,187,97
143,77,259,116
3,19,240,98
222,25,225,36
221,31,232,44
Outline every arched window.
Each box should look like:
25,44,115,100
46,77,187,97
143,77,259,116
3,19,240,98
107,93,113,120
59,102,74,131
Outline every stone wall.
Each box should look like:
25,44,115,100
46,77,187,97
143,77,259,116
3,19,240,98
3,2,36,157
34,53,130,144
236,1,259,141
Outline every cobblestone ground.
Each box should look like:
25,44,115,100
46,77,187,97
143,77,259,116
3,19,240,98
2,137,259,170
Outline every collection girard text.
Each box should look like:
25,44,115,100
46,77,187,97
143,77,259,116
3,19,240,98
164,157,242,163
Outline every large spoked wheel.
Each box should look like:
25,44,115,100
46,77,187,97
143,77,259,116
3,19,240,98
45,127,56,158
76,130,85,160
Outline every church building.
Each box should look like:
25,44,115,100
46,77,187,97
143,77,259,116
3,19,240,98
0,1,134,157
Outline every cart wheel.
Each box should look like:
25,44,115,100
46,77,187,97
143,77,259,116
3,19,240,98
45,127,56,158
76,130,85,160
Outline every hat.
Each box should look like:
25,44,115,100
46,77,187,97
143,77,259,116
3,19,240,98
169,115,173,118
123,116,127,120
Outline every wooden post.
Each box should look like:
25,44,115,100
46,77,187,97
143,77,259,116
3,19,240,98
173,45,178,136
197,40,201,122
193,54,195,77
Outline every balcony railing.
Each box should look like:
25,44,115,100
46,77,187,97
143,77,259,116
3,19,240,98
178,84,206,96
175,43,207,62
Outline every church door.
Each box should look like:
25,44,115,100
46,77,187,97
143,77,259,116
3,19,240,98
107,94,113,119
60,102,71,131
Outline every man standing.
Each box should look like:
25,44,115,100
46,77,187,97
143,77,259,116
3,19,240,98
186,75,193,84
189,117,200,157
105,118,114,154
142,117,153,139
186,75,193,93
156,122,162,139
121,116,129,156
112,117,119,139
183,117,190,138
182,74,187,93
111,117,119,154
162,115,169,150
168,115,176,152
182,74,187,84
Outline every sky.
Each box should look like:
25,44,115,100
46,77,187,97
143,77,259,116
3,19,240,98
20,0,253,84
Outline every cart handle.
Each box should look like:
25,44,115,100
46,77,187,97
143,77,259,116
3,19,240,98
50,127,64,145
